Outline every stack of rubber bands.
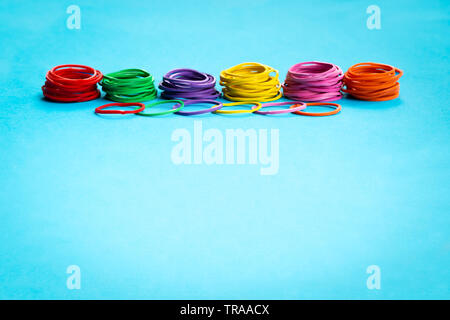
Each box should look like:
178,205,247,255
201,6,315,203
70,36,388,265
283,61,344,101
42,64,103,102
342,62,403,101
41,61,403,118
220,62,282,102
99,68,157,102
159,68,220,100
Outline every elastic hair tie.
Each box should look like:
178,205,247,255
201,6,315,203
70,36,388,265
94,102,145,115
99,69,157,102
220,62,282,102
291,102,341,116
283,61,344,102
174,99,222,116
159,68,220,100
136,100,184,117
342,62,403,101
254,101,307,115
214,102,262,114
42,64,103,102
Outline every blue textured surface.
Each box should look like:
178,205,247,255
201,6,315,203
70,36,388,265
0,0,449,299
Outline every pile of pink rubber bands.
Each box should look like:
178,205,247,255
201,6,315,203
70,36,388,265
282,61,344,102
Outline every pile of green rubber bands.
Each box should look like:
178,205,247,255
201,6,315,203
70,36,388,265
99,69,157,102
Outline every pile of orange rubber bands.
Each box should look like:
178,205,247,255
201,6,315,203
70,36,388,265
342,62,403,101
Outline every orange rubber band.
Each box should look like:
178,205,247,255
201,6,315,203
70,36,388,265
291,102,341,116
342,62,403,101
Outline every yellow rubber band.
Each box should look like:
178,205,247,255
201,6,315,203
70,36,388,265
220,62,282,102
214,101,262,114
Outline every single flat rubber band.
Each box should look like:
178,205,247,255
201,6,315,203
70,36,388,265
174,99,223,116
214,101,262,114
254,101,307,115
291,102,341,116
136,100,184,116
95,102,145,115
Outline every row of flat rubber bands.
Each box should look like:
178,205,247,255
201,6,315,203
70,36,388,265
94,100,342,116
220,62,282,102
42,62,402,104
342,62,403,101
283,61,344,102
159,68,220,100
99,68,157,102
42,64,103,102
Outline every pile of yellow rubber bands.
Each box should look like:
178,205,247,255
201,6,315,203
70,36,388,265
220,62,282,102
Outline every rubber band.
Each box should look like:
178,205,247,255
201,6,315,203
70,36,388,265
94,102,145,115
159,68,220,100
220,62,282,102
254,101,307,115
283,61,343,102
136,100,184,117
291,102,341,116
214,102,262,114
100,69,157,102
42,64,103,102
174,99,222,116
342,62,403,101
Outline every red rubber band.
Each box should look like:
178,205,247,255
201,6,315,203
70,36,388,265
94,102,145,115
42,64,103,102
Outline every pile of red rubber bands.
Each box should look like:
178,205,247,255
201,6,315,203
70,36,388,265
42,64,103,102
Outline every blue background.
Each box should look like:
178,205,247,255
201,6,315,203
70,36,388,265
0,0,449,299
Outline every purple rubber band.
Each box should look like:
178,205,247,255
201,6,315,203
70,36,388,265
254,101,307,115
159,68,220,100
282,62,344,102
174,99,223,116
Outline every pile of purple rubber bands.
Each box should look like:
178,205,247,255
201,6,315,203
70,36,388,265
159,68,220,100
282,61,344,102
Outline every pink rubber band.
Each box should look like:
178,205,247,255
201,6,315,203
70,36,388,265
282,61,344,102
254,101,307,115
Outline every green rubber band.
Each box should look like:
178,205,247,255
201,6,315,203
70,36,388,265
136,100,185,116
100,68,157,102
